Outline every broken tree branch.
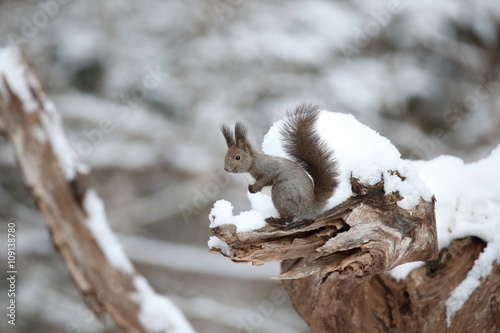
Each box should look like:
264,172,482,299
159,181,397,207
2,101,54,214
211,176,438,278
210,148,500,332
0,47,194,333
209,157,444,331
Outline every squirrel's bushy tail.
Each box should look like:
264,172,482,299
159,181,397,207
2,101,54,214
281,103,338,208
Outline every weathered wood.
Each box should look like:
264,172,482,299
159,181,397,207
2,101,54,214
0,49,191,333
211,164,499,332
282,237,499,333
210,177,438,277
210,215,347,265
209,166,449,332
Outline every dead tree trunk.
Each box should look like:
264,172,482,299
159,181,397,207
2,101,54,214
0,48,193,332
211,167,500,332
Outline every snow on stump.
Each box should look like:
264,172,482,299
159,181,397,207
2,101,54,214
209,109,500,332
210,179,437,277
209,110,442,332
209,111,438,276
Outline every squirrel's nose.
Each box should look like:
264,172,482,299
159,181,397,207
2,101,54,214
224,167,228,172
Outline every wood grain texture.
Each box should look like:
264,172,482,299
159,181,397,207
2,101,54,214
0,50,162,333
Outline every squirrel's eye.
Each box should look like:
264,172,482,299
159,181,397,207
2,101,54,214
235,155,241,160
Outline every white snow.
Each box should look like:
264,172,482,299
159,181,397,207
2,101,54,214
208,199,278,234
39,110,82,180
209,110,431,237
85,190,195,332
83,190,134,274
0,47,40,113
210,110,500,325
386,261,425,281
261,112,500,313
261,110,432,210
0,1,499,331
0,46,86,181
207,236,233,257
445,231,500,327
414,145,500,248
132,276,195,333
408,145,500,325
388,144,500,323
247,191,275,212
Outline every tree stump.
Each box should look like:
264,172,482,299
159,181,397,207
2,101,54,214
210,173,497,332
210,176,438,276
0,47,193,333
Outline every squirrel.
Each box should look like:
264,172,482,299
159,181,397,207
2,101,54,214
221,103,338,221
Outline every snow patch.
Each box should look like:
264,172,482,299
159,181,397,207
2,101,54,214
0,47,40,113
210,110,500,315
445,231,500,327
210,110,431,238
406,146,500,325
0,47,86,181
85,191,195,332
209,199,278,233
39,111,81,180
389,145,500,281
414,145,500,250
207,236,233,257
132,276,195,333
83,190,134,274
260,110,432,210
387,261,424,281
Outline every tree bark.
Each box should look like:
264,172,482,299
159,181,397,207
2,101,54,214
0,48,192,333
281,237,499,333
210,161,499,331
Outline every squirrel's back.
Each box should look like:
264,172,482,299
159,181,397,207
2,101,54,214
280,104,338,209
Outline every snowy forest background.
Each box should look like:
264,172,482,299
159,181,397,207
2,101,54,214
1,1,500,332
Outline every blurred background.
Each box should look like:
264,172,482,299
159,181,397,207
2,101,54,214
0,0,499,332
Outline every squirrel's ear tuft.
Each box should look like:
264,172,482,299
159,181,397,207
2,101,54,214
235,122,252,153
221,125,235,148
234,122,247,141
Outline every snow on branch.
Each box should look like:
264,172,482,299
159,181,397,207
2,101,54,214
209,110,438,277
414,147,500,326
208,108,500,332
0,47,194,333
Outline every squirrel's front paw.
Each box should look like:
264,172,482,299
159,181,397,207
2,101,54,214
248,184,257,193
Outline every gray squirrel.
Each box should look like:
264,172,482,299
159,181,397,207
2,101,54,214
221,104,338,221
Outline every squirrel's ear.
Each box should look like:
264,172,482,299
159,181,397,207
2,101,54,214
235,122,252,153
234,122,248,141
221,125,235,148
